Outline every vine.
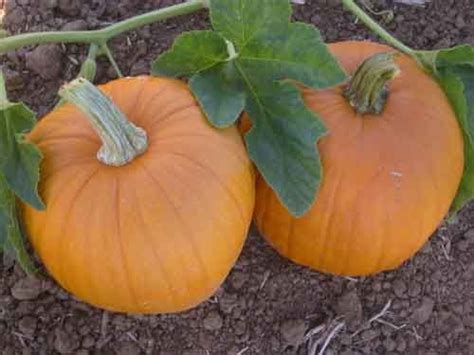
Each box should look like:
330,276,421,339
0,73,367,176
1,0,474,272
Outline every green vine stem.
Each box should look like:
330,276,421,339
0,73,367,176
59,78,148,166
100,43,124,77
79,43,100,81
341,0,415,57
0,71,7,104
0,0,207,53
344,52,400,115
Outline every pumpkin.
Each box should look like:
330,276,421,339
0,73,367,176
252,41,464,276
21,76,255,313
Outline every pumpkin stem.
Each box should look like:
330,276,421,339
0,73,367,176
344,52,400,115
59,78,148,166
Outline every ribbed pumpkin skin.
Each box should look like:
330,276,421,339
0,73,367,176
21,76,255,313
254,41,464,276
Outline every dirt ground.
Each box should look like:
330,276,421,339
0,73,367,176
1,0,474,354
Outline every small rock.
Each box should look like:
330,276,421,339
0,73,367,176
198,331,213,348
396,336,407,352
106,65,119,80
54,329,80,354
392,279,407,297
420,240,432,254
4,7,26,26
411,297,435,324
39,0,58,9
183,350,203,355
371,282,382,292
336,290,362,330
203,311,223,331
116,342,141,355
440,311,465,334
465,229,474,244
230,272,248,290
464,315,474,328
61,19,88,31
11,277,43,301
339,333,353,346
340,351,362,355
25,44,63,80
58,0,80,16
81,336,95,348
133,40,148,59
324,0,340,7
233,320,246,335
219,293,238,314
463,262,474,280
452,303,464,315
4,68,24,91
360,328,379,342
18,316,37,336
408,282,422,297
383,337,397,351
455,15,466,29
434,38,452,50
280,319,308,347
129,62,149,76
55,289,70,301
456,239,470,252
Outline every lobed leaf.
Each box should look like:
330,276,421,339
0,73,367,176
0,73,42,273
153,0,347,216
0,102,44,209
152,30,229,77
240,22,347,88
0,175,36,273
209,0,291,50
189,61,246,128
243,79,326,216
418,45,474,212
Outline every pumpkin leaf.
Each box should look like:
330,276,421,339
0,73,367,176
189,61,246,128
0,174,36,274
209,0,291,50
417,45,474,212
0,101,44,210
244,80,326,216
152,30,229,77
0,73,41,273
239,22,346,89
0,175,11,249
153,0,346,216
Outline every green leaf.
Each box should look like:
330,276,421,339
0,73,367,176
0,175,11,249
153,0,347,215
0,102,44,209
210,0,291,50
152,30,229,77
419,45,474,211
240,22,347,88
189,61,246,128
244,80,326,216
0,174,36,273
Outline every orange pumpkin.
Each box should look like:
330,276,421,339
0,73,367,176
21,76,255,313
253,41,464,276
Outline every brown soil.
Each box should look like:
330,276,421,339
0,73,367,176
1,0,474,354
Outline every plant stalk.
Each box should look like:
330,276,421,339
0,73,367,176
101,43,124,77
0,0,206,53
59,78,148,166
341,0,415,57
0,72,7,105
345,52,400,115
